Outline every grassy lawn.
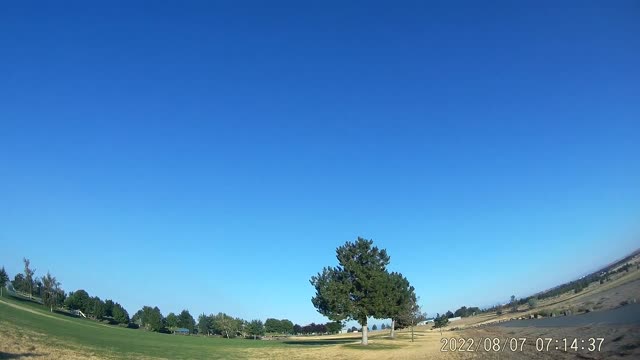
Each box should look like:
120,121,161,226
0,293,315,359
1,292,404,359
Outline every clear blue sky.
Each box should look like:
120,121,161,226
1,1,639,325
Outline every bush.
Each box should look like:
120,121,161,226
527,298,538,309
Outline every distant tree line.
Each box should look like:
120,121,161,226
65,289,130,324
265,318,294,334
292,321,342,335
2,258,332,340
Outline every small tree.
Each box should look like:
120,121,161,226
372,324,378,331
434,314,448,335
397,295,426,342
0,267,9,297
23,258,36,299
381,323,386,330
527,298,538,309
41,272,61,312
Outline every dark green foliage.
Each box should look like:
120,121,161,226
135,306,164,332
65,290,91,313
246,319,265,339
166,312,178,329
12,273,28,293
0,266,9,296
197,313,211,335
384,272,416,333
381,323,386,330
280,319,294,334
264,318,294,334
89,297,107,319
104,299,114,317
112,303,130,324
33,278,44,299
211,312,239,338
325,321,343,334
445,310,453,318
371,324,377,331
310,237,391,344
177,309,195,332
434,314,449,329
453,306,480,317
41,272,61,312
264,318,280,333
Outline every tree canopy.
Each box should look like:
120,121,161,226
41,272,61,312
246,319,265,339
112,303,130,324
0,267,9,297
166,312,178,329
310,237,398,345
177,309,195,332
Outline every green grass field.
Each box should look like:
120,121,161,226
1,292,405,359
0,292,328,359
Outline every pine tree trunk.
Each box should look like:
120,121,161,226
411,325,414,342
361,320,368,345
390,319,396,338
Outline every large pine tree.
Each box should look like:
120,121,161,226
310,237,391,345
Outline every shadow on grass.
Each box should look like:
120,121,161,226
0,352,42,359
344,343,403,350
283,338,360,346
6,295,41,306
53,309,80,319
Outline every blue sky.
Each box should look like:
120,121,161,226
1,1,639,325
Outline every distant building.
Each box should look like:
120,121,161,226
174,328,190,335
